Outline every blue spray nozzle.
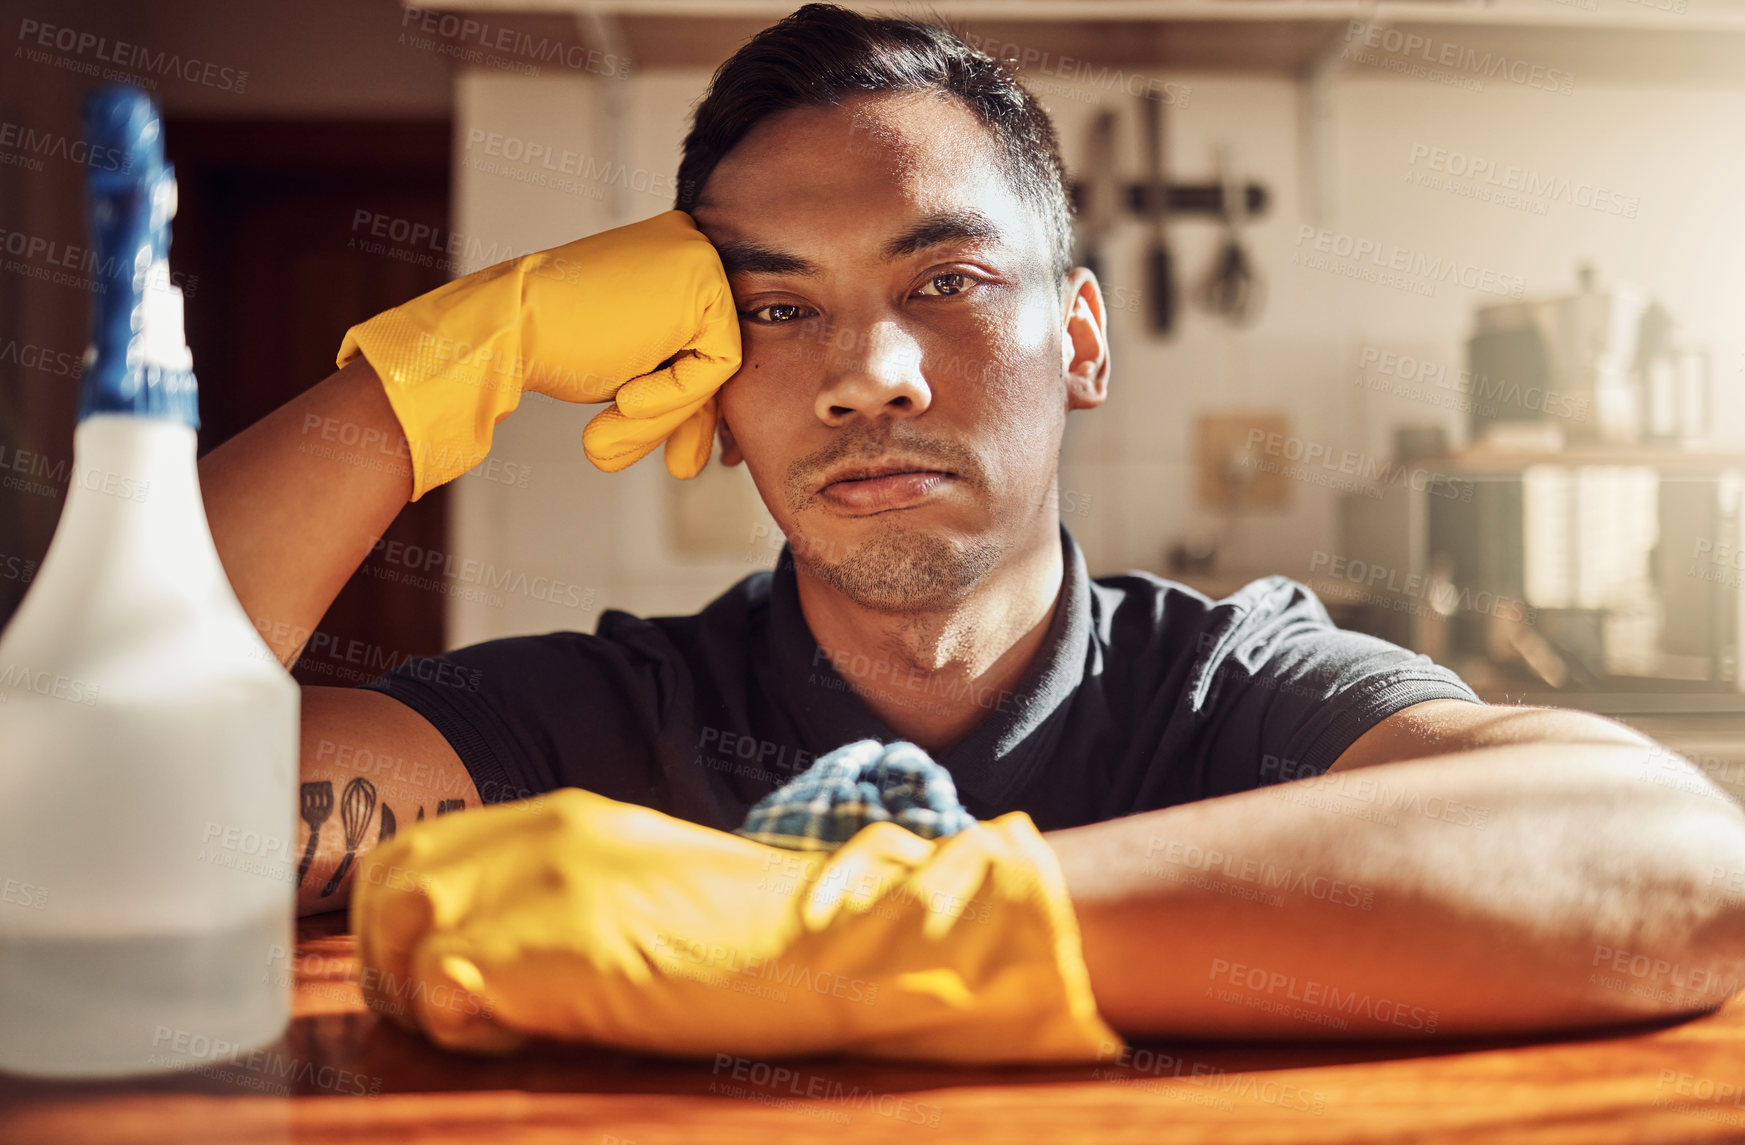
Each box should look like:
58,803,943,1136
83,83,163,193
78,83,199,428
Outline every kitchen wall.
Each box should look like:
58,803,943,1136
10,0,1738,647
446,55,1745,646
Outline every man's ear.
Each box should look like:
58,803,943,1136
717,409,744,467
1059,267,1110,412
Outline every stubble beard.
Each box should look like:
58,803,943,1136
798,519,1004,614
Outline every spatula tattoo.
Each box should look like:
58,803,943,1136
296,781,333,888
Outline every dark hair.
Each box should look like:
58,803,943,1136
674,2,1075,281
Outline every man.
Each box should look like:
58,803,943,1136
202,3,1745,1039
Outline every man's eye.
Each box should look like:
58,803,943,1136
916,272,976,297
739,303,811,324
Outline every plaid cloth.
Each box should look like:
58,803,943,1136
735,739,976,852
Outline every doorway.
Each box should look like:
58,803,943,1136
167,118,454,686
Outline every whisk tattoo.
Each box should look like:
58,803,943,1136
320,777,378,897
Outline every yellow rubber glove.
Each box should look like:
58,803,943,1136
335,210,740,499
351,788,1120,1064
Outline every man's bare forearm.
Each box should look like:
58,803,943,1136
199,358,411,665
1048,742,1745,1039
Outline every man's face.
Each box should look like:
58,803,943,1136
689,90,1104,613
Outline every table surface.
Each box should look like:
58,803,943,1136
4,913,1745,1145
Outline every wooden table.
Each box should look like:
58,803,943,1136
4,913,1745,1144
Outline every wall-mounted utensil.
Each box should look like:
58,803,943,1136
1200,145,1262,326
1076,110,1119,284
1140,93,1176,336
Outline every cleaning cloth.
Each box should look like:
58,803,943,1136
735,738,976,852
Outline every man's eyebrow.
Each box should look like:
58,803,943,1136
714,241,819,278
712,209,1007,279
881,209,1005,261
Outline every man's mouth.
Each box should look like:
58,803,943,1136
817,461,956,514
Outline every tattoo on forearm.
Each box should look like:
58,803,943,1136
436,799,466,816
320,778,377,898
378,803,396,844
297,781,333,888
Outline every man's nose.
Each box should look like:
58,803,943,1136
813,319,930,426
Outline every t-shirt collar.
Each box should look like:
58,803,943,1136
766,522,1090,813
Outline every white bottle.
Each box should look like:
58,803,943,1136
0,85,298,1078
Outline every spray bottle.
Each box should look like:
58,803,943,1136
0,85,298,1078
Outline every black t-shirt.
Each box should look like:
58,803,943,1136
360,525,1480,832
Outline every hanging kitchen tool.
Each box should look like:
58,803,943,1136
1075,109,1119,284
1199,145,1262,326
1140,91,1176,336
